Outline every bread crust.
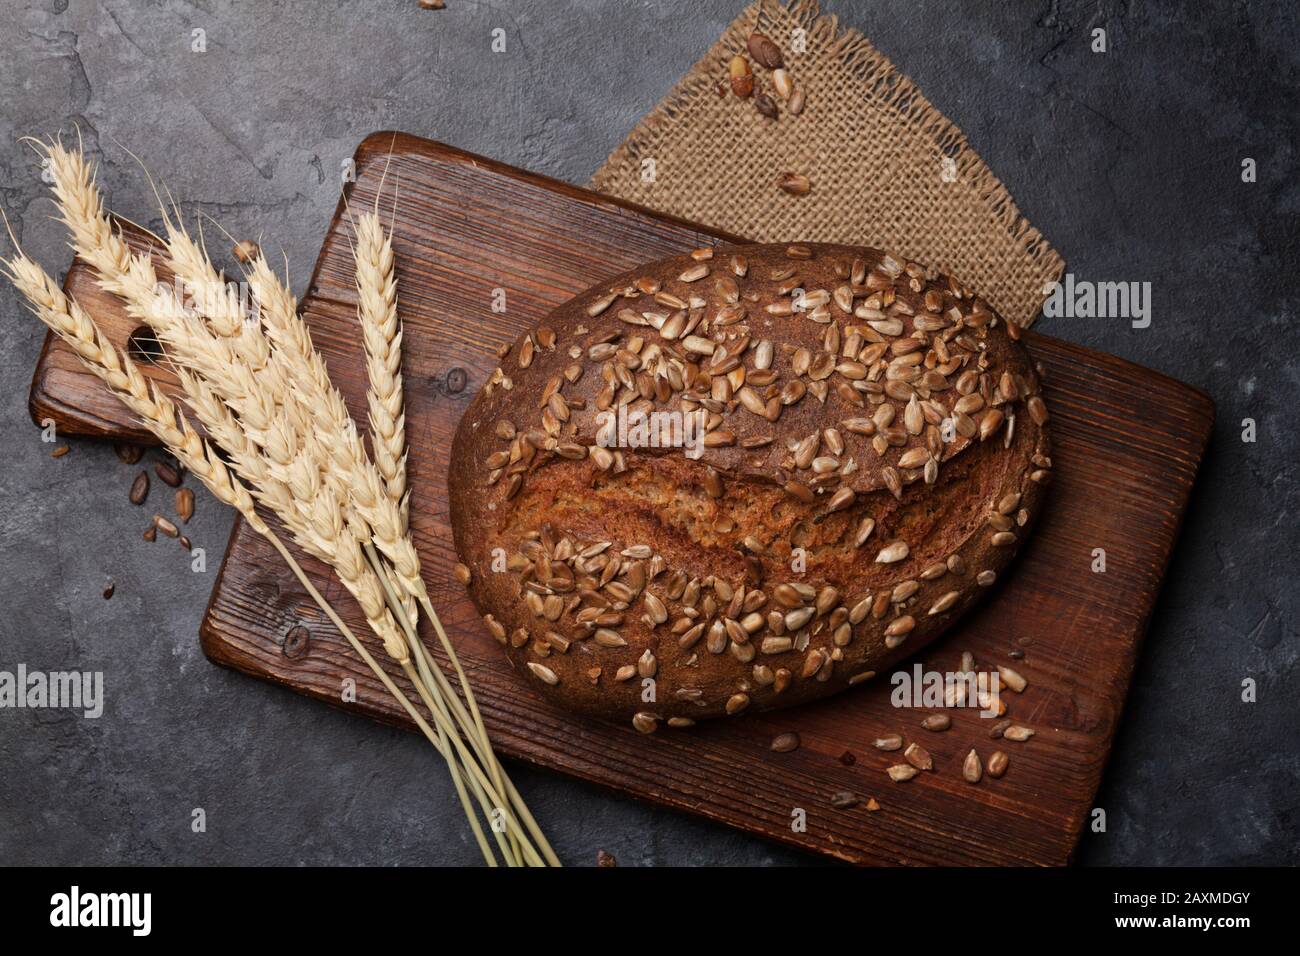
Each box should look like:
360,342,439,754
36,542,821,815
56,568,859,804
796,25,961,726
449,243,1051,731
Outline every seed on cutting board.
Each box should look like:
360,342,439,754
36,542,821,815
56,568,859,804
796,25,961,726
728,54,753,97
155,461,182,487
128,471,149,505
887,764,918,782
1003,725,1035,742
865,797,880,811
997,664,1027,692
746,31,784,69
839,749,856,766
904,742,933,771
754,92,779,119
989,718,1011,739
962,749,983,783
829,790,860,809
153,515,179,538
453,563,472,585
50,445,70,458
920,714,951,732
176,487,195,523
987,751,1009,778
770,731,800,753
873,733,903,751
777,171,810,195
114,442,144,464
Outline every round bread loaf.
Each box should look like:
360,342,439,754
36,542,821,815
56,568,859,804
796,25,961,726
449,243,1051,731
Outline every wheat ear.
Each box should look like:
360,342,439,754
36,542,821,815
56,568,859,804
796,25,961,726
3,248,511,863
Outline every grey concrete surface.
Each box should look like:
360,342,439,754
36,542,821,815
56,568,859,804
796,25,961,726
0,0,1296,867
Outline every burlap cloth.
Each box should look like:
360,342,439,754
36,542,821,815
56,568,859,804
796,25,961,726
591,0,1063,327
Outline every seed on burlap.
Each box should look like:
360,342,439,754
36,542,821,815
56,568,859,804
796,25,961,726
788,87,805,114
746,31,783,68
728,55,753,97
129,471,149,505
176,487,194,523
777,172,810,196
755,93,779,120
772,68,793,99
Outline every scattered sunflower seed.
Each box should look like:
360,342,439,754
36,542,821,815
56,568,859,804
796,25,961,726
770,731,800,753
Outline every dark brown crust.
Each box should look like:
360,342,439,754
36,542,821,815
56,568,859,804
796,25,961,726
449,242,1051,731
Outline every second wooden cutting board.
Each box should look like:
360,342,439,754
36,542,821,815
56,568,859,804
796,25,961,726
28,133,1213,865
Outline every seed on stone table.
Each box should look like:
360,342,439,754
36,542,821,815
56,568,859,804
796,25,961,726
142,525,157,542
777,171,810,196
988,751,1009,778
155,461,182,487
50,445,70,458
770,732,800,753
596,849,617,867
176,487,194,523
178,535,192,551
102,581,115,600
232,239,260,263
153,515,179,538
129,471,149,505
830,790,860,809
962,749,983,783
114,442,144,464
921,714,951,732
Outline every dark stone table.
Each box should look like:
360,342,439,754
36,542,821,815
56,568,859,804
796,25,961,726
1,0,1295,865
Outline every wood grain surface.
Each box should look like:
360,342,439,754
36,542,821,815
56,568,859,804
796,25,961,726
26,133,1214,865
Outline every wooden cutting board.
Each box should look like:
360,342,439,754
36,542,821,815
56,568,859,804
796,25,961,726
27,133,1214,865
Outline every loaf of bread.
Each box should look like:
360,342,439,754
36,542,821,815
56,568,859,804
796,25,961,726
449,243,1051,731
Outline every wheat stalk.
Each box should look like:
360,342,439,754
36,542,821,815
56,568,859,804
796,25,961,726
23,140,557,865
2,246,520,864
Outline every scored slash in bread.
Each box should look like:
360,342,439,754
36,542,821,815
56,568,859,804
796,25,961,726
449,243,1052,732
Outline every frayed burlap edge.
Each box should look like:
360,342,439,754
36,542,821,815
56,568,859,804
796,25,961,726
591,0,1064,327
